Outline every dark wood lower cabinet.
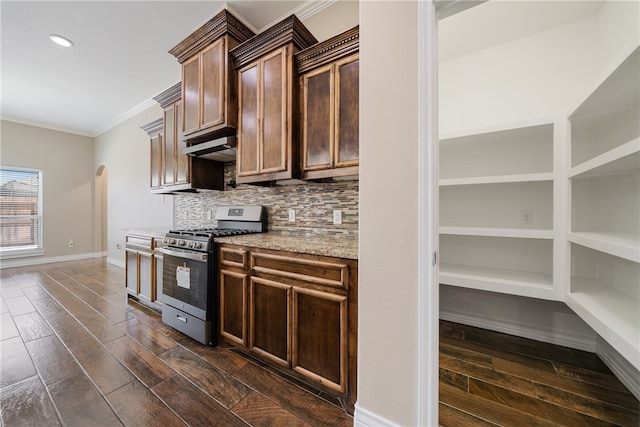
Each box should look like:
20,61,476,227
218,244,357,413
250,277,290,367
219,269,247,346
293,288,347,393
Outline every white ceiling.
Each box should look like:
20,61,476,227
0,1,313,136
1,0,607,137
438,0,605,62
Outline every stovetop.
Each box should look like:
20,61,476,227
168,228,261,238
163,227,262,252
164,205,265,251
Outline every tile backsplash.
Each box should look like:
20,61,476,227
173,163,359,239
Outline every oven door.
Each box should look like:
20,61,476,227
157,247,212,321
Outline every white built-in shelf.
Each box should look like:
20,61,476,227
439,120,556,298
569,138,639,178
566,277,639,371
441,180,553,230
440,263,554,297
571,159,639,260
568,43,639,377
441,226,553,239
440,121,554,180
567,232,639,263
570,46,639,166
439,234,554,299
440,172,554,186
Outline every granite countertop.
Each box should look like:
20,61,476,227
124,227,358,259
214,233,358,260
123,226,171,239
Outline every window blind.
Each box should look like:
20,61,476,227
0,167,42,250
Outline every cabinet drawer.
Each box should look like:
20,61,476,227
220,247,248,269
251,252,349,290
126,235,153,250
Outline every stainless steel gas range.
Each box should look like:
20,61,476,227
157,205,265,345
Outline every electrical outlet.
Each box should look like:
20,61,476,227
333,210,342,225
288,209,296,222
67,240,75,248
206,210,212,221
520,210,533,225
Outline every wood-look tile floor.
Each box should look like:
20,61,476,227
439,321,639,426
0,259,352,427
1,259,638,426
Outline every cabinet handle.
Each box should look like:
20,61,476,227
177,315,187,323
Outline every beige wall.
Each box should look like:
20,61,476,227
93,103,173,266
359,1,422,425
0,120,97,260
303,0,359,41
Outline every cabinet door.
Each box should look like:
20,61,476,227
149,133,163,189
125,249,139,294
201,39,225,129
238,63,260,177
174,102,189,185
138,251,153,302
250,276,290,367
261,47,288,174
293,287,347,393
163,104,176,186
302,65,333,172
336,57,359,167
154,253,163,305
220,269,248,347
182,55,200,135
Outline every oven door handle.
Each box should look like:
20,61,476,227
157,247,208,262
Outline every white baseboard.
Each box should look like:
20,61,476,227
439,309,597,353
596,337,640,401
353,402,399,427
107,257,125,269
0,251,107,269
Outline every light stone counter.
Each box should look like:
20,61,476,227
214,233,358,260
123,227,171,239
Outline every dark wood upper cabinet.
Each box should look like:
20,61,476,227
230,15,317,184
169,10,255,144
149,83,225,193
141,118,163,190
296,26,359,180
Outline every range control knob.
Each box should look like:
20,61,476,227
178,240,186,247
193,242,203,250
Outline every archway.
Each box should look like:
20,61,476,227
95,165,108,253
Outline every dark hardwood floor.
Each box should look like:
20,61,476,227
1,258,638,426
439,322,639,426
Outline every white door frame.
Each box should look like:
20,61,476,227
417,1,439,426
418,2,486,424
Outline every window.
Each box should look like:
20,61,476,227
0,166,43,257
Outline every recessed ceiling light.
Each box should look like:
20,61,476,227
49,34,74,48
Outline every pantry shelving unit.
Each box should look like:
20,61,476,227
439,120,560,300
565,46,639,370
438,45,639,370
438,44,639,376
